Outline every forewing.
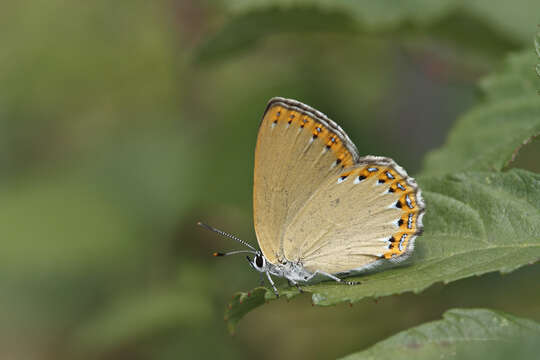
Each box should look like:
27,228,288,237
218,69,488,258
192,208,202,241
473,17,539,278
253,98,359,263
282,156,425,274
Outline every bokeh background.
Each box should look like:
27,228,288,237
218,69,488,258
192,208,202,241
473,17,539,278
1,1,539,359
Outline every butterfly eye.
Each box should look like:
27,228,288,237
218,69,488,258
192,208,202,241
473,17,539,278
255,255,264,268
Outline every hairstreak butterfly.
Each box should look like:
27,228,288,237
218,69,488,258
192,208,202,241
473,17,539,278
200,97,425,296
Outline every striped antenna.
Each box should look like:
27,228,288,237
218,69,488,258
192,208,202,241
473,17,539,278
197,222,257,252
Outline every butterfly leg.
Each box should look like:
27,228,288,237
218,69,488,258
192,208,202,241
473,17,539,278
308,270,360,285
287,279,304,293
265,271,280,298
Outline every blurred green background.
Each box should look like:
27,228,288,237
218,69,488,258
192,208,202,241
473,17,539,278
1,1,539,359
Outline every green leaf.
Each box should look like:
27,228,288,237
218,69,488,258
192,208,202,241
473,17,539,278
340,308,540,360
223,45,540,332
224,287,299,334
197,0,539,62
422,51,540,175
225,1,459,29
225,169,540,332
480,52,540,102
225,0,540,42
195,7,357,63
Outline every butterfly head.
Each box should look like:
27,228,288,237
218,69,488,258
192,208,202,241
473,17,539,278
247,251,268,273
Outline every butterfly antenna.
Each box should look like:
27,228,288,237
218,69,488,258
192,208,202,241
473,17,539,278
212,250,256,257
197,221,257,252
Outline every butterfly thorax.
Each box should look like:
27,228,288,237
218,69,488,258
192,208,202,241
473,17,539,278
266,259,313,283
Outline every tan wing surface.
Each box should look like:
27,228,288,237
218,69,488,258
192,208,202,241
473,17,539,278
283,157,425,274
253,98,359,264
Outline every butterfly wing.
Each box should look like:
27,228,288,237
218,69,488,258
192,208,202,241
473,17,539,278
282,156,425,274
253,98,360,264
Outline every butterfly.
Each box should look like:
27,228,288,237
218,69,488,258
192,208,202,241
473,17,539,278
200,97,425,296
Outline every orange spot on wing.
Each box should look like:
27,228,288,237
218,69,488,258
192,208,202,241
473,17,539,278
300,116,310,128
398,211,419,233
383,232,411,258
264,104,357,167
357,165,381,179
